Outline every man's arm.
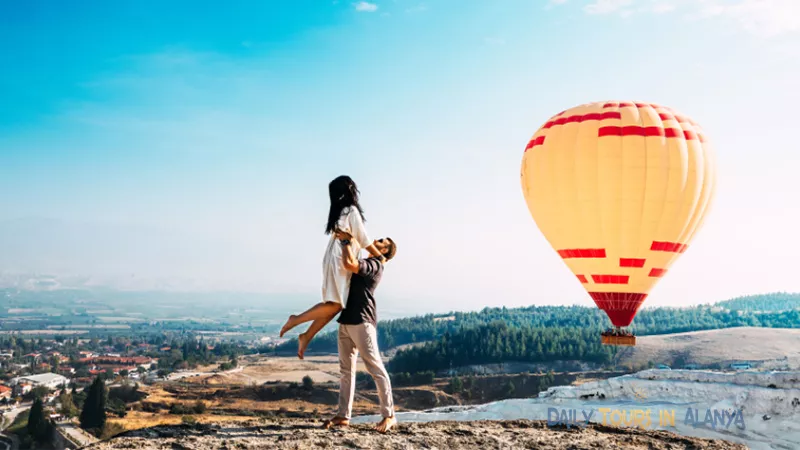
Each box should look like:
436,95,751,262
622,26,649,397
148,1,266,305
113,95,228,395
340,238,360,274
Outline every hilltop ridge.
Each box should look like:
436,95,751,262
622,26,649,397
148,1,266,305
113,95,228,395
83,419,747,450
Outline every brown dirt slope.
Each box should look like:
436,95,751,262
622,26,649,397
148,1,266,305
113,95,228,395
84,419,747,450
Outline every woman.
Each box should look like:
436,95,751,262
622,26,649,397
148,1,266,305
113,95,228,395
280,175,385,359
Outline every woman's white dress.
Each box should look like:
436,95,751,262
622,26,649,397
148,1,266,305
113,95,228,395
321,206,372,306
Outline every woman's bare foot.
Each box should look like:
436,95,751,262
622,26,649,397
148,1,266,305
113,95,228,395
297,332,310,360
375,416,396,433
322,416,349,429
280,315,298,337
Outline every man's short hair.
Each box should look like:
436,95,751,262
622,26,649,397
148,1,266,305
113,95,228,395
383,238,397,262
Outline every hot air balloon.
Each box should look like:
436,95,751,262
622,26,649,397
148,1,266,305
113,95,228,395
520,101,716,346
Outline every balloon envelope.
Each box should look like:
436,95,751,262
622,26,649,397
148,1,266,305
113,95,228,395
520,101,716,327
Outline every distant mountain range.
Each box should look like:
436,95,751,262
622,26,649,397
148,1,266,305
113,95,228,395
0,217,263,292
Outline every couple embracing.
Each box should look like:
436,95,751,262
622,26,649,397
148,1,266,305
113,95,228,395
280,175,398,433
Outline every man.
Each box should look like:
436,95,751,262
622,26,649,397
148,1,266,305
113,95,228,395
323,232,397,433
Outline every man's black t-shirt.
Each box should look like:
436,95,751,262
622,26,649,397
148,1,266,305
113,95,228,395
337,257,383,327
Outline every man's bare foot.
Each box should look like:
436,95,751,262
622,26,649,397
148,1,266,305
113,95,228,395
375,416,396,433
322,416,349,429
280,315,298,338
297,332,310,360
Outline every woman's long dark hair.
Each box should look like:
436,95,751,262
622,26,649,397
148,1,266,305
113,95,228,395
326,175,365,234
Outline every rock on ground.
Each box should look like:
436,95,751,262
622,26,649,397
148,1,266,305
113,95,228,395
84,419,749,450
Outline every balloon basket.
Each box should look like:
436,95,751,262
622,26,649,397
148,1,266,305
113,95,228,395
601,334,636,346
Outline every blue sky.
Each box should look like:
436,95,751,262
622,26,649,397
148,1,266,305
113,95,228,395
1,0,799,313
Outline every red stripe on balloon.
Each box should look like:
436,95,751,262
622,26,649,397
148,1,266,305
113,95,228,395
603,102,654,108
650,241,687,253
557,248,607,258
524,136,546,151
649,268,667,277
591,274,630,284
598,126,697,139
619,258,645,268
576,274,588,283
543,111,621,129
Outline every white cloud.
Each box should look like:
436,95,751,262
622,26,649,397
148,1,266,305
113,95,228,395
579,0,800,37
651,1,676,13
694,0,800,37
354,1,378,12
584,0,633,14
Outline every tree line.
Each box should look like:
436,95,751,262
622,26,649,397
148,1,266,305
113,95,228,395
274,292,800,356
386,321,615,374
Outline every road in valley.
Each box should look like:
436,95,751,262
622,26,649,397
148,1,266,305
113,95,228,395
0,404,28,450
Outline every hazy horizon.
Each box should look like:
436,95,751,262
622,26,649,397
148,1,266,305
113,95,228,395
2,1,799,313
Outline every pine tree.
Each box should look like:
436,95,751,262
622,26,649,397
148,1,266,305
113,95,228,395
27,397,48,443
80,376,107,433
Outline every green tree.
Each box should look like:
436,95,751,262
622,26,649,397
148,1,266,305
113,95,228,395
107,397,127,418
59,392,79,418
80,377,107,434
449,376,463,393
27,386,49,401
27,397,50,443
193,400,207,414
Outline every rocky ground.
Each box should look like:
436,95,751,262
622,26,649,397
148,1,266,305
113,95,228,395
84,419,748,449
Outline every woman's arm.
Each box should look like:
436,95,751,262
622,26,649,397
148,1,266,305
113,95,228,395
364,243,386,262
347,209,386,262
337,229,385,263
348,208,372,249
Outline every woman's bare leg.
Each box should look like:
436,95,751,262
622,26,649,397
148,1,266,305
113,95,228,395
298,304,342,359
280,301,342,337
